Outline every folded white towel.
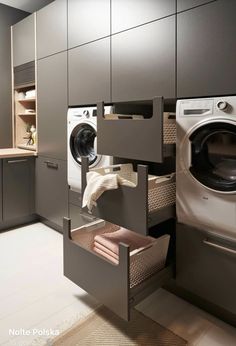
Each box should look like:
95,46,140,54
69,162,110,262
82,171,135,212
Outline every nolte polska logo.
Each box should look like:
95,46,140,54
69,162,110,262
9,328,60,336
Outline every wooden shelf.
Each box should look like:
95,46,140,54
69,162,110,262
17,113,36,116
18,98,36,102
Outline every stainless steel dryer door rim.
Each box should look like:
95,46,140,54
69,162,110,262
179,118,236,194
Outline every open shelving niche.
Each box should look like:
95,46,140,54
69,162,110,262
64,96,177,320
13,83,37,152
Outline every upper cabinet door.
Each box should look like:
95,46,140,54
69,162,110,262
177,0,216,12
68,38,110,106
112,0,175,34
12,13,35,67
68,0,110,49
177,0,236,98
112,17,175,102
37,52,67,160
36,0,67,59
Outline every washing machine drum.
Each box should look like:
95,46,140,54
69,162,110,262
70,123,98,165
189,122,236,192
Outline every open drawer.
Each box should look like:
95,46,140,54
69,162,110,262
63,217,173,321
82,157,176,235
97,97,176,163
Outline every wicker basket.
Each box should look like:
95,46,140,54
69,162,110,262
72,221,170,288
163,112,176,144
93,164,176,213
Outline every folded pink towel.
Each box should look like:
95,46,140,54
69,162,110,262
94,228,154,256
93,246,119,265
94,241,119,261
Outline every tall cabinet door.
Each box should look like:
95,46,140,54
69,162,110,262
177,0,215,12
36,0,67,59
112,16,175,102
12,13,35,67
37,51,67,160
68,38,110,105
112,0,175,34
68,0,110,49
177,0,236,98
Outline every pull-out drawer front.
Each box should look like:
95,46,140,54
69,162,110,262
97,98,163,163
97,99,176,163
63,218,173,320
82,158,176,235
36,157,68,228
176,223,236,314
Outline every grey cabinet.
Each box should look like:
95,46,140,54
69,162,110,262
36,0,67,59
69,189,97,229
2,157,35,221
112,0,175,34
177,0,236,97
68,0,110,49
12,13,35,67
177,223,236,315
112,17,175,102
68,38,110,106
37,52,67,160
177,0,216,12
35,156,68,228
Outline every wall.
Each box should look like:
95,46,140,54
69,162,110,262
0,4,28,148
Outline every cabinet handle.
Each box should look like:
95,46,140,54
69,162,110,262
7,159,28,164
203,239,236,256
44,161,58,169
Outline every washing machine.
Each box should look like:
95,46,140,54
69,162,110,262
176,96,236,240
68,106,113,193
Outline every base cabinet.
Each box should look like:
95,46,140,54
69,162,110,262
2,157,35,221
69,190,97,229
35,156,68,229
176,223,236,315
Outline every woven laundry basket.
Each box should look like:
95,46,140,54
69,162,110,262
72,221,170,289
93,164,176,213
163,112,176,144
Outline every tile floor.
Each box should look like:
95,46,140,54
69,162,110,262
0,222,236,346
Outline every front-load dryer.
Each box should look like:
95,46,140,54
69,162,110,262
176,96,236,240
67,106,113,193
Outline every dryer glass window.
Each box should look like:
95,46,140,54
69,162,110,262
70,123,97,165
190,122,236,192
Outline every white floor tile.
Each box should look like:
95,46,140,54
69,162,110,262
137,288,236,345
1,223,236,346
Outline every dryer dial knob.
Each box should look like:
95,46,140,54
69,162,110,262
83,110,90,118
217,100,228,111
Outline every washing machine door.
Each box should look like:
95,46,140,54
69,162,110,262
70,122,100,166
189,121,236,193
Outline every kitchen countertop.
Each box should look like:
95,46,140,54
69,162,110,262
0,148,37,158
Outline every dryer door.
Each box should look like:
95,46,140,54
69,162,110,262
70,122,100,166
189,121,236,193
